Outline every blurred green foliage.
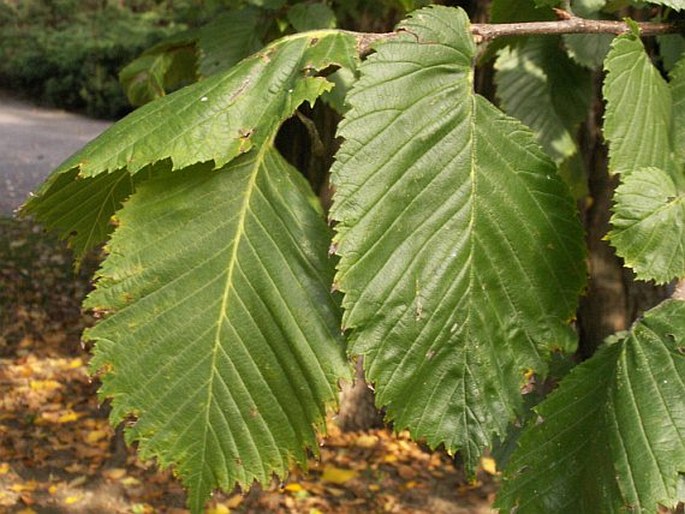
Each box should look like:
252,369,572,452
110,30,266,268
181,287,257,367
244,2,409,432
0,0,188,119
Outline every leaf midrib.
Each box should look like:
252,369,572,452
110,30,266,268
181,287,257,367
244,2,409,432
197,143,269,501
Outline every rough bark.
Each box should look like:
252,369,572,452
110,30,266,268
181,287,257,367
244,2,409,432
336,357,384,431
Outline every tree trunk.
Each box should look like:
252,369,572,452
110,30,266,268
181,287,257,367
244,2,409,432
577,74,671,358
336,357,383,431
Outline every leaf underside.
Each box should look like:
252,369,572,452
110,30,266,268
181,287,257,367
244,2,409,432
496,300,685,514
119,36,197,107
660,34,685,73
331,5,586,470
494,36,591,164
197,8,264,77
644,0,685,10
564,32,614,70
86,149,348,512
562,0,613,69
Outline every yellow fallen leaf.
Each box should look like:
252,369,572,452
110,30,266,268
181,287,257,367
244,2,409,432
368,484,380,492
85,429,109,444
321,466,358,484
10,480,38,492
57,411,82,423
283,483,304,493
64,494,83,505
480,456,498,475
132,504,155,514
354,434,379,448
48,484,58,495
326,486,346,497
68,475,88,488
17,509,36,514
29,379,61,392
206,505,229,514
121,476,141,487
103,468,127,481
224,494,245,509
382,454,398,463
457,480,483,495
0,462,10,474
68,358,84,369
225,495,243,508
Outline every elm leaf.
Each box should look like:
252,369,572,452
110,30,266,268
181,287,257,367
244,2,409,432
496,300,685,513
86,148,348,512
610,167,685,284
603,28,679,178
331,5,585,471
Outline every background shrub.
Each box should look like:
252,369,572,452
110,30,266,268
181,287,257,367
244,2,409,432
0,0,187,119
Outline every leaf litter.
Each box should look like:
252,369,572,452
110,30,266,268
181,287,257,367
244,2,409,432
1,218,497,513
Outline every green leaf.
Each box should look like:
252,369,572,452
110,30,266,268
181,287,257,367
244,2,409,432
35,30,357,181
495,36,591,164
659,34,685,72
496,300,685,513
672,55,685,163
564,33,613,69
24,30,358,252
287,3,337,32
609,167,685,284
561,0,613,69
603,29,679,177
485,0,555,61
248,0,285,8
119,36,198,106
604,30,685,282
643,0,685,10
558,151,590,200
331,5,586,470
571,0,607,12
321,67,357,114
393,0,433,12
532,0,561,7
491,0,555,24
119,8,264,107
196,8,264,77
22,168,136,257
86,147,348,513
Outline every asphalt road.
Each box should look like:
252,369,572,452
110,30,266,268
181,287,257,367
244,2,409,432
0,93,111,216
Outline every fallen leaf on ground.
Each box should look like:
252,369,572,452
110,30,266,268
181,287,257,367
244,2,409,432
321,466,359,484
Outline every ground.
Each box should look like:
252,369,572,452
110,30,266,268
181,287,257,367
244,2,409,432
0,97,497,513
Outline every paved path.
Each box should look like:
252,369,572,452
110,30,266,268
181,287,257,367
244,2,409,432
0,93,111,216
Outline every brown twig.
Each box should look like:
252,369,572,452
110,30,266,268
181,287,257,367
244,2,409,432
471,12,685,42
354,11,685,52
